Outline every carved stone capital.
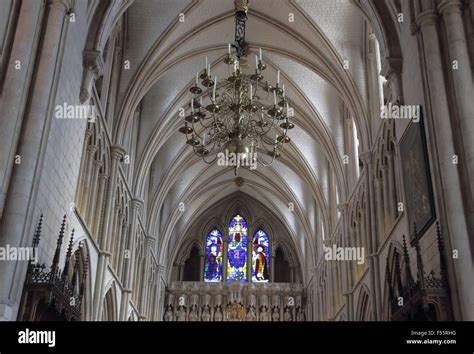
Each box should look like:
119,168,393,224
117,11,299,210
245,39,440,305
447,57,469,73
438,0,463,17
80,50,104,103
110,145,126,160
416,10,439,30
131,198,144,211
46,0,74,12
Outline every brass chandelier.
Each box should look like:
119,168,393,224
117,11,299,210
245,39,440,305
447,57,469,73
179,0,294,173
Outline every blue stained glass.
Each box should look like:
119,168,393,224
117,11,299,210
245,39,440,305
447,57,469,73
227,215,247,282
204,229,223,282
252,229,269,282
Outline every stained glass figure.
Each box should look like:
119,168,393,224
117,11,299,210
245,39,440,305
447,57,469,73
204,229,223,282
227,215,247,282
252,229,269,282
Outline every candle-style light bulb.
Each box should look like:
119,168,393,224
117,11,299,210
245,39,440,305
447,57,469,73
259,48,262,61
228,43,231,54
208,64,211,77
213,77,217,101
255,55,259,69
200,96,203,106
196,72,199,85
250,84,253,103
205,56,208,70
277,70,280,84
282,84,286,98
273,90,277,105
191,99,194,113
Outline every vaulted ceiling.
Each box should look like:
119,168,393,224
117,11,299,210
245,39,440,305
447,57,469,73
113,0,370,270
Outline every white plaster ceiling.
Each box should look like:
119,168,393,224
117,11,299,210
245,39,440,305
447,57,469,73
116,0,369,270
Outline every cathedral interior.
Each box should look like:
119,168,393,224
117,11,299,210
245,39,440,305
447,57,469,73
0,0,473,327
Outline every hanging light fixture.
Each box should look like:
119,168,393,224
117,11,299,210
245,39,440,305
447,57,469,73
179,0,294,174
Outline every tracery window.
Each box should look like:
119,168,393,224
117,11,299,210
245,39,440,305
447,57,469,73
227,215,247,282
252,229,269,282
204,229,223,282
204,215,272,283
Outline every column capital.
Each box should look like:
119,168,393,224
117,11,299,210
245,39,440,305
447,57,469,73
438,0,463,16
110,145,126,160
87,145,98,155
146,236,156,247
98,173,109,182
46,0,74,12
131,198,144,211
83,50,105,76
84,128,94,140
93,160,103,169
416,10,439,30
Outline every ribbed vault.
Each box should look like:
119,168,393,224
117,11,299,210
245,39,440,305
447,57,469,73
113,0,371,275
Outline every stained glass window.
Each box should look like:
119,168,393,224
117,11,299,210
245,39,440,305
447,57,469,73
252,229,270,282
227,215,247,282
204,229,223,282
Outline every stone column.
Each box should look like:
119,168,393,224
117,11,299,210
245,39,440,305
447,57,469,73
199,252,205,281
112,212,126,271
247,230,252,283
0,0,45,219
119,198,143,320
93,145,125,320
374,177,384,239
222,237,229,281
93,173,108,237
270,253,275,282
337,202,353,320
76,128,93,208
85,159,102,225
155,265,166,320
81,145,97,212
117,222,129,281
139,236,155,319
415,9,474,319
386,153,398,222
381,164,391,230
0,0,72,321
363,153,383,320
438,0,474,202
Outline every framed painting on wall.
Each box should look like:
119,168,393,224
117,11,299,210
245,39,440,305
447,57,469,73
399,109,436,243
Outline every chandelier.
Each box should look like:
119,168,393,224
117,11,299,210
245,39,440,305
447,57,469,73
179,1,294,173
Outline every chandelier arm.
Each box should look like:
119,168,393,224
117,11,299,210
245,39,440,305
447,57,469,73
257,152,276,167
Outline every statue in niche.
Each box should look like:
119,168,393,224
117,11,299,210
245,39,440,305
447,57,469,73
259,305,270,321
284,307,292,322
214,305,223,321
296,306,305,322
272,306,280,321
176,305,186,322
201,305,211,322
189,304,199,321
164,305,174,321
245,305,257,321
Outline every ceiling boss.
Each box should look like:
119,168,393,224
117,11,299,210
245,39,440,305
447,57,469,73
179,0,294,174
